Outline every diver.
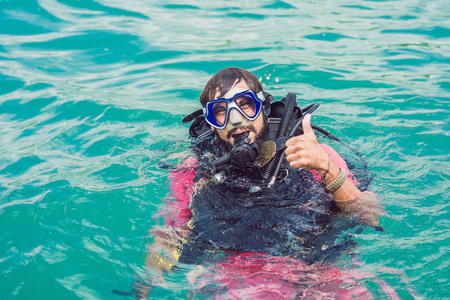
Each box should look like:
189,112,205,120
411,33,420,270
183,66,382,226
124,67,386,299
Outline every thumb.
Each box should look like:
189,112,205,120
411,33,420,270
302,114,313,134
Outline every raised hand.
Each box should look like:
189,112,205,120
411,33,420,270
285,114,328,173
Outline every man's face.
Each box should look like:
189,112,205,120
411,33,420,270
211,80,265,146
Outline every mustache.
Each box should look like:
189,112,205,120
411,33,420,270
227,125,257,139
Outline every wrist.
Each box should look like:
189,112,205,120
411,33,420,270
323,163,340,185
317,154,345,193
317,154,340,184
316,153,331,178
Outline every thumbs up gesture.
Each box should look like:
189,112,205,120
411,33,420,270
285,114,329,172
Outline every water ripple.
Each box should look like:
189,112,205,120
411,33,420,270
0,0,449,299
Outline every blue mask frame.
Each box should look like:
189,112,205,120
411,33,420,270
203,90,264,130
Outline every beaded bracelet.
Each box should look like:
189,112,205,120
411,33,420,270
324,167,347,193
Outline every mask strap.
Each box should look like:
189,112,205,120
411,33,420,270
261,91,273,115
182,109,203,124
256,91,265,101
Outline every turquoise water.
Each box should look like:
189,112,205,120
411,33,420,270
1,0,449,299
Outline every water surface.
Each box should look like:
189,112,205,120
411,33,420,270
0,0,449,299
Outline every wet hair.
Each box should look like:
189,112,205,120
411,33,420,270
199,67,263,107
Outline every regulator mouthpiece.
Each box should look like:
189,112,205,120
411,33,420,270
211,132,259,172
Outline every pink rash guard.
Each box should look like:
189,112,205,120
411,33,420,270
164,157,197,228
311,144,359,185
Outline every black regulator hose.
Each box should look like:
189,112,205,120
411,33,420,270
276,92,296,138
211,131,258,172
268,102,320,187
263,92,297,180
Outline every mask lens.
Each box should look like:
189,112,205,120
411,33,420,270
236,95,257,118
212,101,228,126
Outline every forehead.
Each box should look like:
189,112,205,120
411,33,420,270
214,80,251,99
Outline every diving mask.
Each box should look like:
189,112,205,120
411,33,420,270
203,90,265,129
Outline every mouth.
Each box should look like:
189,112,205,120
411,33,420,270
228,126,253,139
231,128,249,138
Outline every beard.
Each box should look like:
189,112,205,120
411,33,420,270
214,115,269,153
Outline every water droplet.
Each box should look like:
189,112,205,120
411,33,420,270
249,186,261,193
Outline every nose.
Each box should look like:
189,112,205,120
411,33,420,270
229,108,243,126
